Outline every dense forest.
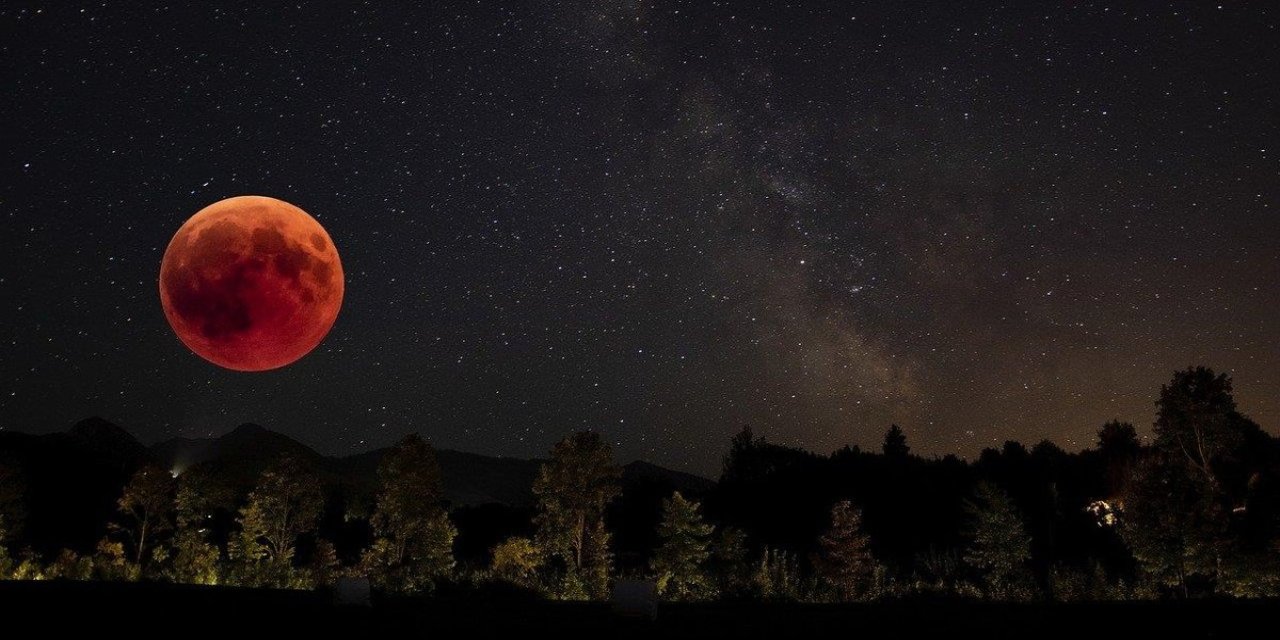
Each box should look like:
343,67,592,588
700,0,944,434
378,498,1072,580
1,365,1278,602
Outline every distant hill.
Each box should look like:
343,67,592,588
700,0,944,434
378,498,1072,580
66,417,155,469
149,424,711,509
622,460,716,495
150,423,327,499
0,418,158,553
152,423,321,472
0,417,712,556
149,425,546,508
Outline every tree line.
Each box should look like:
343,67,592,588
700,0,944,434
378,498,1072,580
1,365,1279,601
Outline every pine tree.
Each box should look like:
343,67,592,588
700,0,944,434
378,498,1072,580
816,500,878,601
363,434,456,592
651,491,715,600
532,431,619,597
963,482,1033,600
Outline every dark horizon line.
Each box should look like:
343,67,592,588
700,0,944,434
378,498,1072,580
3,412,1223,477
3,415,727,479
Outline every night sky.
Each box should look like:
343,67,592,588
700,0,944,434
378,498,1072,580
2,2,1278,475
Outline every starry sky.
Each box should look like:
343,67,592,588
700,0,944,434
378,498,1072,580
2,2,1278,475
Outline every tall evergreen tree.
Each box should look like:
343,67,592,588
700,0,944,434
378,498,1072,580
532,431,619,597
963,482,1033,600
651,491,714,600
816,500,878,601
363,434,456,592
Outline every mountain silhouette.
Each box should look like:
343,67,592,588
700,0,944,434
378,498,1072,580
150,425,543,507
0,417,711,556
149,423,711,509
65,416,156,470
621,459,715,494
152,422,320,469
0,417,157,553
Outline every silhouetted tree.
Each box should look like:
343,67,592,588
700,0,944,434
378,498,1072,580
816,500,877,601
652,491,714,600
112,466,176,568
532,431,619,597
883,425,910,458
491,536,542,585
1002,440,1029,460
230,456,323,587
1154,367,1242,485
1098,420,1142,495
362,434,456,592
964,482,1033,600
721,426,759,483
1098,421,1141,459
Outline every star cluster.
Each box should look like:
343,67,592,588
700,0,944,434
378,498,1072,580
1,2,1277,473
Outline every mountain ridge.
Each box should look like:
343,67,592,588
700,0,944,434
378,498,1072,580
9,417,713,510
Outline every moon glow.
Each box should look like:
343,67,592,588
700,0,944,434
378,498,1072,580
159,196,344,371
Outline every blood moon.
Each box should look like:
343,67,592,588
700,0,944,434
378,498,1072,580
159,196,343,371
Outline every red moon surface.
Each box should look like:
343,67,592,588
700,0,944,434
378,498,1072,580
159,196,344,371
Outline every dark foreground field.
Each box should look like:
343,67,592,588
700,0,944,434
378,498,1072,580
3,580,1275,639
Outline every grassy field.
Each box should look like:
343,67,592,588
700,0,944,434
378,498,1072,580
3,580,1276,638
